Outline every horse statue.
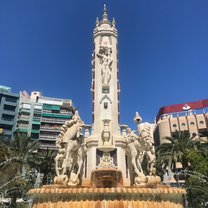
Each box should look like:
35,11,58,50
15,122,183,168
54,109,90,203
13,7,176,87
126,112,157,186
54,111,86,186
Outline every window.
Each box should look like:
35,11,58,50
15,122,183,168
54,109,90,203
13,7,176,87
181,123,186,126
1,114,14,121
198,129,208,137
102,86,110,94
190,122,195,126
104,102,108,109
5,96,17,103
172,124,177,128
32,124,40,130
4,105,16,111
199,121,204,125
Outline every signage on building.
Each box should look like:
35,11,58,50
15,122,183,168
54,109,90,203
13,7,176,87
182,104,191,111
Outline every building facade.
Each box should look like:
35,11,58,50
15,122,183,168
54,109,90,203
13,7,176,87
0,85,19,139
16,91,74,149
154,99,208,145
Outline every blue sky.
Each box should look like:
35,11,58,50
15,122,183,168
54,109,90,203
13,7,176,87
0,0,208,128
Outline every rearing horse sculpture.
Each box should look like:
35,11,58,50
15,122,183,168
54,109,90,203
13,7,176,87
54,112,86,186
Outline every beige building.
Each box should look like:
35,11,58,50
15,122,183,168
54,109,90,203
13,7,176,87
16,91,74,149
154,99,208,145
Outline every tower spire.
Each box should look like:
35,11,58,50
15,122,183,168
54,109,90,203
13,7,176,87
103,4,108,20
99,4,111,26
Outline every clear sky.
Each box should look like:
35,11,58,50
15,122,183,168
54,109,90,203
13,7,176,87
0,0,208,128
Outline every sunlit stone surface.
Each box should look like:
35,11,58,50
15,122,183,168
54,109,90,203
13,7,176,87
28,5,186,208
28,186,186,208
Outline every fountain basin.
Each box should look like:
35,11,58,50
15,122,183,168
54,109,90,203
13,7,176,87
28,186,186,208
91,169,123,188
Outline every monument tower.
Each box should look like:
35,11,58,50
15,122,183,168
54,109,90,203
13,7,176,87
85,5,128,184
29,5,186,208
91,4,120,137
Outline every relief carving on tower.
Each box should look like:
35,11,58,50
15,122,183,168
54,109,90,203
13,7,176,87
102,119,111,143
97,152,116,169
97,45,113,85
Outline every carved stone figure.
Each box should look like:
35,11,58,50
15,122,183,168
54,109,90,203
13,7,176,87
97,46,113,85
54,111,86,186
126,128,145,180
125,113,157,186
34,172,43,188
139,123,156,176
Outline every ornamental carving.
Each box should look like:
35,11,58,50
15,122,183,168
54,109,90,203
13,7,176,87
97,46,113,85
97,152,116,169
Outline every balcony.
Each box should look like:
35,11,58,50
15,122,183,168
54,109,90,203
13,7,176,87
42,113,72,119
4,100,18,106
19,108,30,113
40,126,60,132
31,129,40,134
0,119,14,126
3,130,13,136
16,128,28,133
19,115,30,120
39,143,57,150
2,109,16,116
39,135,57,141
60,110,72,115
17,124,28,128
32,120,41,125
41,117,67,124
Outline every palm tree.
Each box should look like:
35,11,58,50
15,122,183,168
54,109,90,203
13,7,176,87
156,130,200,184
28,148,56,185
0,132,38,207
10,132,39,175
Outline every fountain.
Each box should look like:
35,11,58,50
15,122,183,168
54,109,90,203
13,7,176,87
28,4,186,208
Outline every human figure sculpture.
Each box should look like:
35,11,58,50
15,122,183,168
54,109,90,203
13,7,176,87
125,112,157,186
97,46,113,85
138,123,156,176
126,128,146,183
54,111,86,186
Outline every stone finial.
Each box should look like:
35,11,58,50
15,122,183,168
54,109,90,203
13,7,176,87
134,112,142,124
96,17,99,27
103,4,108,20
112,18,116,27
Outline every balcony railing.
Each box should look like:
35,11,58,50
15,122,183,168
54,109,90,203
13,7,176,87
17,124,28,128
39,134,57,139
19,115,30,119
39,143,57,150
41,117,68,123
60,111,72,115
40,126,60,131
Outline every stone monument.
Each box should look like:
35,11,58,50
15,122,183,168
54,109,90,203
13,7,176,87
28,5,186,208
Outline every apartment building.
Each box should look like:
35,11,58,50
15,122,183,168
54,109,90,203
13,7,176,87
0,85,19,139
16,91,74,149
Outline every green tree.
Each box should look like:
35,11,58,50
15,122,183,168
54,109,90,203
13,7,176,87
28,148,56,185
0,132,38,207
186,144,208,207
156,130,200,182
156,130,207,207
